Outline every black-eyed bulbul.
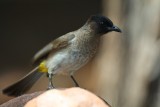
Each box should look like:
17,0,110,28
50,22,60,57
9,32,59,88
3,15,121,96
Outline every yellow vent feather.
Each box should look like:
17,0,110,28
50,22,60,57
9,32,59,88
38,61,48,73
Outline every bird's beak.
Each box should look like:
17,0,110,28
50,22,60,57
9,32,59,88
112,25,122,33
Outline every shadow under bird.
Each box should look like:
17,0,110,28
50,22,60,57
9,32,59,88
2,15,121,96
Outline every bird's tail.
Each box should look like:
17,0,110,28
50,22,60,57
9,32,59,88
2,66,43,96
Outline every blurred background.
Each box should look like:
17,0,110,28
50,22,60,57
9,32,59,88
0,0,160,107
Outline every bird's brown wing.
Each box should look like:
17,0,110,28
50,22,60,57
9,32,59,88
32,33,75,64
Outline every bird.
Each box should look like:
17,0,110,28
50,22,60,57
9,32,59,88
2,15,121,96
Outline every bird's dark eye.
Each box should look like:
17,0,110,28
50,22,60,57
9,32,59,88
99,22,104,25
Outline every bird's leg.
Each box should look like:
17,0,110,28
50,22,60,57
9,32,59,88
70,75,79,87
47,73,55,90
46,73,49,77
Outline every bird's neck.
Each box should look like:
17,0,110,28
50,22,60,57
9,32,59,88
79,23,100,40
74,24,100,48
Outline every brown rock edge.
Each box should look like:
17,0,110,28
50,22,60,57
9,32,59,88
1,88,110,107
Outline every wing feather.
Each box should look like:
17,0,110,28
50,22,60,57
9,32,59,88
32,33,75,64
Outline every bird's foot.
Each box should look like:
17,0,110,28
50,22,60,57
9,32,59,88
70,75,80,87
47,85,55,90
74,82,79,87
47,73,55,90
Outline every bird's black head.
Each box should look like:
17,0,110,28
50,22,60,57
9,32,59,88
88,15,121,34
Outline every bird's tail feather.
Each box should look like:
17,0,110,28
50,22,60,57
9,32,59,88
2,66,43,96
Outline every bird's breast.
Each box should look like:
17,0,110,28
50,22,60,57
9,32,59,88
68,39,99,69
46,37,99,75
